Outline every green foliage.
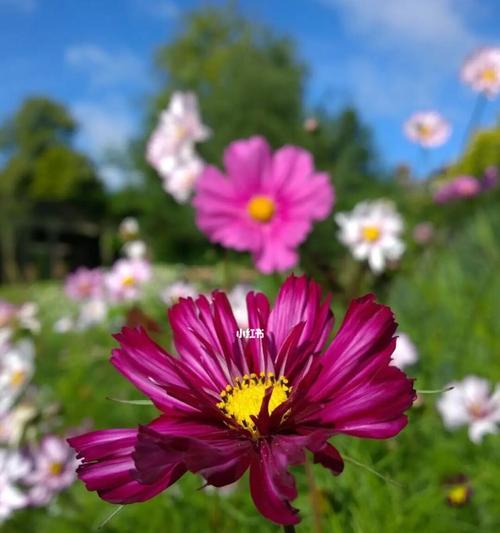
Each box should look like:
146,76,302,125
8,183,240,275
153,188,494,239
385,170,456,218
31,145,97,200
448,127,500,177
0,97,103,205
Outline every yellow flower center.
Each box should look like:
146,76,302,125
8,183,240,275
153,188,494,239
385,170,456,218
247,196,276,223
417,123,432,138
49,462,63,476
448,484,468,506
10,370,26,387
361,225,381,242
217,372,290,435
481,68,497,83
122,275,136,287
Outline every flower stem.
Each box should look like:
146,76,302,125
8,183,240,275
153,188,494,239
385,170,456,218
461,92,486,154
283,526,296,533
304,455,323,533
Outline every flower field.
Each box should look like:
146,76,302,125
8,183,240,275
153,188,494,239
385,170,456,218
1,3,500,532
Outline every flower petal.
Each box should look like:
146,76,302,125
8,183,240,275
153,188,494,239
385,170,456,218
68,428,185,504
249,437,306,525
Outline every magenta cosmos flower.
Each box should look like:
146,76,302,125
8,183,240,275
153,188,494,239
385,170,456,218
193,137,334,273
68,275,415,526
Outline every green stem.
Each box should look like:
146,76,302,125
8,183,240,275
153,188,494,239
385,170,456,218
461,92,486,154
283,526,296,533
304,456,322,533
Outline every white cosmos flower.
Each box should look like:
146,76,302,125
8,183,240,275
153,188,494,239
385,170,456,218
76,299,108,330
0,449,30,523
119,217,140,241
390,333,418,369
146,91,210,204
404,111,451,148
162,153,204,204
335,200,405,274
0,340,35,416
437,376,500,443
123,240,148,260
461,47,500,97
0,403,36,446
53,316,76,333
161,281,197,306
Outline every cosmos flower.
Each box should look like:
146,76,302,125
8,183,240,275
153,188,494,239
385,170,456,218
437,376,500,443
146,92,210,203
0,403,36,447
193,136,334,273
68,275,415,526
105,259,152,302
0,340,35,416
162,152,205,204
0,301,39,338
303,117,319,133
412,222,434,245
123,240,148,260
404,111,451,148
433,176,482,203
160,281,197,306
64,267,105,302
25,436,77,506
335,200,405,274
444,475,472,507
390,333,418,369
76,299,108,330
461,47,500,97
0,449,30,523
119,217,140,241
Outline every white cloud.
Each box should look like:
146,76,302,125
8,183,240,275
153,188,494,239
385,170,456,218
0,0,36,13
71,100,135,156
71,101,139,190
321,0,478,61
135,0,179,20
65,44,146,87
316,0,483,117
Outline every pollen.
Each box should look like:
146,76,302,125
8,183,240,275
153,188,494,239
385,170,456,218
481,68,497,83
247,195,276,223
10,370,26,387
361,225,381,242
49,462,63,476
217,372,290,434
447,484,469,506
122,275,136,287
416,123,432,138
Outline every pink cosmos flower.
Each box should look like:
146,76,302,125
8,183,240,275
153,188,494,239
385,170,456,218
26,435,77,506
105,259,152,302
404,111,451,148
64,268,104,302
461,47,500,97
193,137,334,273
434,176,482,203
68,275,415,526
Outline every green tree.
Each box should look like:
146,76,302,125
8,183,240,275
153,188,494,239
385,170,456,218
0,97,106,281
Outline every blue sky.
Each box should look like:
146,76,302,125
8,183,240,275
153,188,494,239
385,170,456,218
1,0,499,187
